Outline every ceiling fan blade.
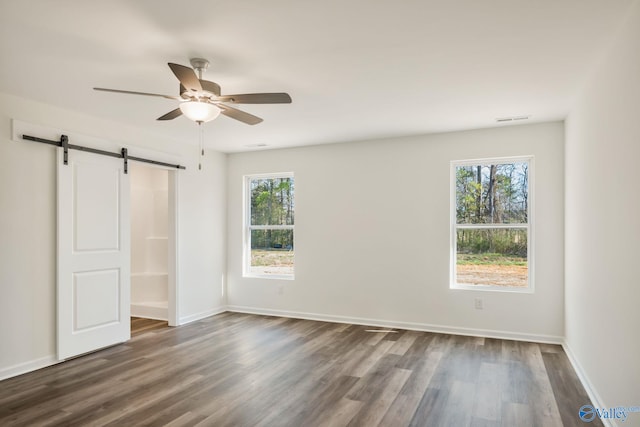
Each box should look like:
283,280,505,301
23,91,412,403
168,63,202,92
94,87,180,100
157,108,183,121
218,104,263,125
200,80,221,96
217,93,292,104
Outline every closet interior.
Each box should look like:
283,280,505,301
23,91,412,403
130,163,169,321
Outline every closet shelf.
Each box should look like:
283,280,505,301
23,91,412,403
131,272,168,277
132,301,167,308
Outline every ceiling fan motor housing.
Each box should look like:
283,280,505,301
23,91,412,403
180,81,221,99
190,58,210,78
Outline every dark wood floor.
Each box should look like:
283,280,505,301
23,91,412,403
131,316,169,337
0,313,600,427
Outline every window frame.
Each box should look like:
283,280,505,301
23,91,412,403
450,156,534,293
243,172,295,280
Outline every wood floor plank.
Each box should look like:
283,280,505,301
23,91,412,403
0,314,602,427
272,374,360,427
472,362,504,422
388,330,419,356
378,347,444,426
441,380,477,427
163,411,208,427
470,417,501,427
408,386,450,427
519,342,563,427
314,398,363,427
131,317,168,336
346,354,402,402
502,402,533,426
542,351,605,427
346,367,412,426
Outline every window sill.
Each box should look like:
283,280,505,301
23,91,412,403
450,283,533,293
243,274,295,281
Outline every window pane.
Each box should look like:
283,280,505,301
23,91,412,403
250,229,294,276
250,177,294,226
456,228,527,287
455,162,529,224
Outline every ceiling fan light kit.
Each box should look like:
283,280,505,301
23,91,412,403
94,57,292,126
179,101,220,123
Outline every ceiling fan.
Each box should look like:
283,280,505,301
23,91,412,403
94,58,292,125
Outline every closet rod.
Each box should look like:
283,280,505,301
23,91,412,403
21,134,186,171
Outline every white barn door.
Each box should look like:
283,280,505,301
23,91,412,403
57,149,130,360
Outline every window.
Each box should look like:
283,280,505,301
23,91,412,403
244,173,294,278
451,157,532,291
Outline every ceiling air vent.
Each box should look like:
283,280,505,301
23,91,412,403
496,115,530,123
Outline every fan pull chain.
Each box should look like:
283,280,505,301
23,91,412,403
198,122,204,170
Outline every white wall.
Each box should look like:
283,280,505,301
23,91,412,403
227,122,565,341
0,93,226,378
565,0,640,415
177,146,227,323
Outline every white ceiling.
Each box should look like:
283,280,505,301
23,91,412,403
0,0,634,153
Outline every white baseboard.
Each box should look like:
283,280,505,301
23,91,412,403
226,305,564,344
178,306,227,325
0,355,59,381
562,341,615,427
131,302,168,321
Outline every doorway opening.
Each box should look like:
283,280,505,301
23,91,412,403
130,163,178,325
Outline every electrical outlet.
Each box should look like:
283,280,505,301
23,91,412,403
474,298,483,310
